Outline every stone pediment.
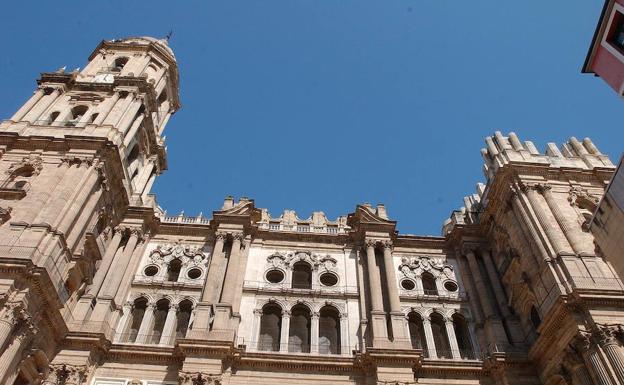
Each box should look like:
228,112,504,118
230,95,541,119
347,204,396,233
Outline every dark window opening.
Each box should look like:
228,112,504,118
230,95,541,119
259,304,282,351
292,261,312,289
408,312,428,356
167,259,182,282
422,272,438,295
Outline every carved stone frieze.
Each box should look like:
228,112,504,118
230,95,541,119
266,250,337,272
150,241,209,267
399,255,455,281
43,364,88,385
7,154,43,175
179,372,222,385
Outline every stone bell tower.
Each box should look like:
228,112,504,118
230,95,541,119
0,37,179,383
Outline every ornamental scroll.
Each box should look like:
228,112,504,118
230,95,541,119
399,255,455,281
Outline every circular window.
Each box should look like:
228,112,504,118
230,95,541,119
400,279,416,291
187,268,202,279
265,269,285,284
144,265,159,277
319,272,338,287
444,281,458,292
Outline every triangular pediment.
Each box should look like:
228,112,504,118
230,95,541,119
347,204,396,233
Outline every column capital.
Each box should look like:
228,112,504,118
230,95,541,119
179,372,222,385
281,310,291,318
382,240,393,250
364,238,377,248
231,232,244,242
594,325,620,347
253,309,263,316
45,364,88,385
311,311,320,319
214,231,227,241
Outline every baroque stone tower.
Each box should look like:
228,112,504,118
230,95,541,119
1,37,624,385
0,37,179,384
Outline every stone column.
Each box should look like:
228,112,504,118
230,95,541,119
135,303,155,344
123,114,145,147
187,233,226,339
464,249,495,318
481,250,511,318
340,313,349,355
11,88,45,121
445,317,461,359
100,228,140,299
0,322,36,384
574,332,614,385
113,302,132,342
365,240,383,312
103,92,133,126
95,91,120,125
563,347,594,385
220,233,243,304
523,184,574,256
201,232,226,303
89,227,124,296
118,96,143,134
250,309,262,351
57,162,103,235
381,241,401,312
23,88,61,123
280,310,291,353
539,185,594,256
422,318,437,358
365,240,388,347
0,302,25,351
160,304,178,345
311,311,319,354
596,326,624,384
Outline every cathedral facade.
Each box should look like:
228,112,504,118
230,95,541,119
0,37,623,385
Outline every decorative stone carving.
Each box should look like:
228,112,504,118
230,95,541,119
7,154,43,176
150,241,209,267
568,187,600,210
43,364,88,385
399,255,455,281
266,251,337,272
0,206,12,224
179,372,222,385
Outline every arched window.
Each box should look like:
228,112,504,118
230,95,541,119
150,299,169,344
176,300,193,339
5,166,34,191
452,313,474,359
66,105,88,126
422,272,438,295
530,306,541,331
292,261,312,289
319,306,341,354
47,111,60,125
408,312,428,354
167,259,182,282
430,313,452,359
113,57,129,72
126,297,148,343
259,303,282,351
289,304,311,353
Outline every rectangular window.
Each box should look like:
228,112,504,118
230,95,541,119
608,11,624,51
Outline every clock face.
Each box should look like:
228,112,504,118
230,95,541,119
94,73,114,83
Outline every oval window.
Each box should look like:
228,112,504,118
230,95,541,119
144,265,159,277
319,272,338,287
187,268,202,279
444,281,458,292
265,269,285,284
400,279,416,291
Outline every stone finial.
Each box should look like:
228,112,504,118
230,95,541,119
376,204,388,220
222,196,234,210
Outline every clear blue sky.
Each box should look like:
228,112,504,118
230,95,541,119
0,1,621,235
